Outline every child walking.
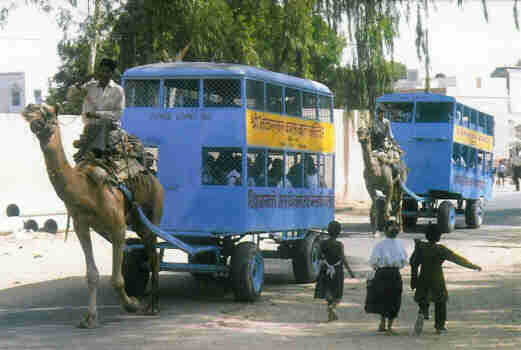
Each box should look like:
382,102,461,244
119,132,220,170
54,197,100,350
314,220,355,322
410,223,482,335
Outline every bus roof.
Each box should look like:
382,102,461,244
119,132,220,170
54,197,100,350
123,62,332,95
377,92,456,103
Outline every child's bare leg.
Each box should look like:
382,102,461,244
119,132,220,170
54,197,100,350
378,316,386,331
327,300,339,322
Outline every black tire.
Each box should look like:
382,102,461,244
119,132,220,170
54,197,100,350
465,199,483,229
231,242,264,301
402,198,418,229
122,238,150,299
437,201,456,233
292,232,321,283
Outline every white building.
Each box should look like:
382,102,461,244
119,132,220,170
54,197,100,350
0,72,26,113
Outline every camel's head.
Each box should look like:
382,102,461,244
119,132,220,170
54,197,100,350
356,126,370,143
21,103,58,144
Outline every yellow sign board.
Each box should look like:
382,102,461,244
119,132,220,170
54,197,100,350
453,125,493,152
246,110,335,153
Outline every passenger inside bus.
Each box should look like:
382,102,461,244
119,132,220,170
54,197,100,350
304,155,319,188
247,152,267,186
287,155,303,188
268,159,287,187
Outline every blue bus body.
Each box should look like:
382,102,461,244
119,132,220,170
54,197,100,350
119,62,335,294
377,92,494,200
122,62,335,238
377,92,494,231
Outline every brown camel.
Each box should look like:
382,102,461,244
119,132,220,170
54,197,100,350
357,126,407,235
21,103,164,328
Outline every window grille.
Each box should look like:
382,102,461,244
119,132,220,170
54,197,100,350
203,79,242,107
267,83,282,114
267,151,284,187
302,92,317,120
164,79,199,108
246,80,264,110
247,149,267,187
286,152,303,188
125,80,160,107
202,147,243,186
319,95,332,122
285,87,301,117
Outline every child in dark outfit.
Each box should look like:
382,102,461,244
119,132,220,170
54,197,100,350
410,223,482,335
314,220,355,322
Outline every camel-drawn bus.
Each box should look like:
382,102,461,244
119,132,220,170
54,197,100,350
121,62,335,301
376,92,495,233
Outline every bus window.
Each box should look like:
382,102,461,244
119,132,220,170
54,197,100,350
463,146,476,169
469,109,477,130
485,115,493,136
319,95,332,122
267,83,283,114
164,79,199,108
125,79,160,107
202,147,242,185
203,79,241,107
267,150,284,187
246,80,265,111
477,150,485,173
415,102,453,123
486,152,494,174
304,153,319,188
381,102,413,123
285,87,301,117
286,152,302,188
323,154,334,189
247,149,266,187
453,143,464,167
462,107,470,127
478,113,486,133
302,92,317,120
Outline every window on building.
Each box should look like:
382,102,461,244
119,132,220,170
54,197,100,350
11,85,21,106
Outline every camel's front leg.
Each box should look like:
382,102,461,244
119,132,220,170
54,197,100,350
74,219,99,329
112,231,141,313
141,235,160,315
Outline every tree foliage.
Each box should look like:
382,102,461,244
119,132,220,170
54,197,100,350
4,0,521,113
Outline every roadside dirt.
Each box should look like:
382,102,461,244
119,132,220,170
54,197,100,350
1,204,521,350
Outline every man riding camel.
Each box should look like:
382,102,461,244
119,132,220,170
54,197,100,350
371,107,405,180
68,58,129,162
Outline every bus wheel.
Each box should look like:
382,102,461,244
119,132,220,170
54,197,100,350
292,231,321,283
122,238,150,299
231,242,264,301
465,199,483,228
402,198,418,229
438,201,456,233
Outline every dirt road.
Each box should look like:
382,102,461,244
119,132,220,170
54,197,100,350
1,199,520,350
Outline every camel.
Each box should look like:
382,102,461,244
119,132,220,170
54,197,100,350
357,126,407,235
21,103,164,328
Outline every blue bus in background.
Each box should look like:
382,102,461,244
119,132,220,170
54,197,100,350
377,93,495,233
121,62,335,301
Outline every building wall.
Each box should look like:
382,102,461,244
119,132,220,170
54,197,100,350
333,109,371,204
0,72,26,113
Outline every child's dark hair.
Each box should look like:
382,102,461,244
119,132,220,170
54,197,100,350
384,220,400,238
425,222,441,243
328,220,341,237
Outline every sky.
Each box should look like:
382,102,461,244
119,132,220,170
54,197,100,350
1,1,521,98
393,1,521,81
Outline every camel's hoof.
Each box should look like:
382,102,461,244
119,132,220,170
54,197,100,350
123,296,141,313
77,314,98,329
139,299,160,316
